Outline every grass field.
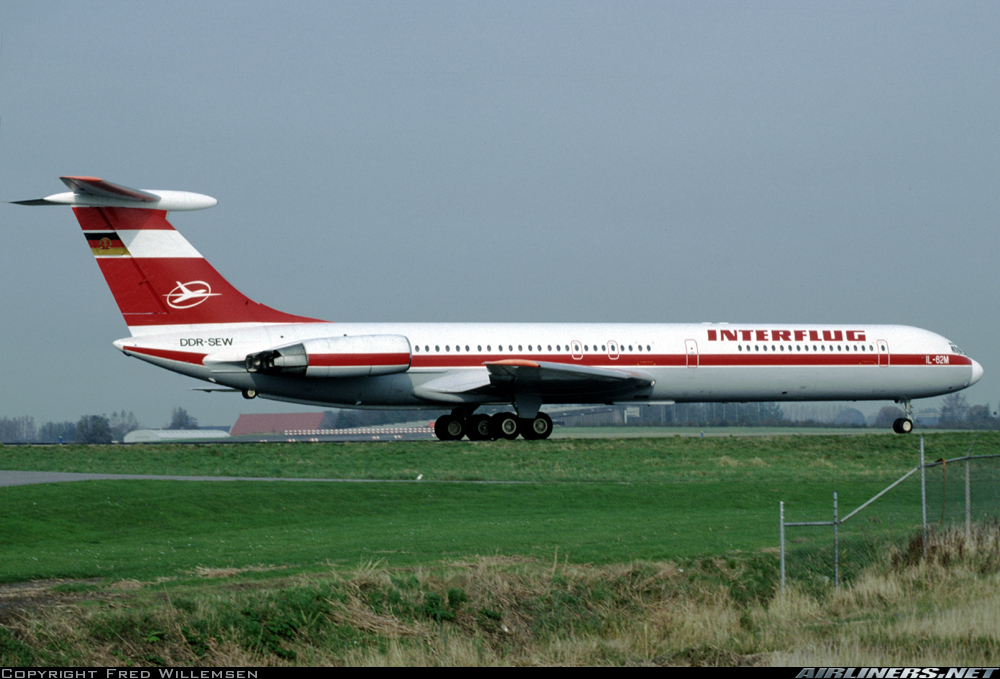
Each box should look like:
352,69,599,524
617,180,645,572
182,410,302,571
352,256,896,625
1,431,998,665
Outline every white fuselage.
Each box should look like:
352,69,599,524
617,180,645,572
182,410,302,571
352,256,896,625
116,321,982,410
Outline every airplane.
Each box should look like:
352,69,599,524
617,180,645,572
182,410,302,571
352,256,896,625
15,176,984,439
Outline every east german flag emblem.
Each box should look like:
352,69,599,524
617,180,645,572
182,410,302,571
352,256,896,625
85,231,130,256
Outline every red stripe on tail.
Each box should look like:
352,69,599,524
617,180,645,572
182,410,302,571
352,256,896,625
74,207,322,328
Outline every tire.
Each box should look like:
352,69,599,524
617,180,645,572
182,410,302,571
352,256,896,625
892,418,914,434
434,415,464,441
467,414,493,440
491,413,519,440
524,412,553,440
242,389,257,399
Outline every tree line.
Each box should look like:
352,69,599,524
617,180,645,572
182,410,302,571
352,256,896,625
0,407,200,443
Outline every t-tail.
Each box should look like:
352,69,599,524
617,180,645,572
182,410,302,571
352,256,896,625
15,177,320,335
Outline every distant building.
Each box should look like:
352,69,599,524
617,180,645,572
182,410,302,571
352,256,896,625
229,413,326,437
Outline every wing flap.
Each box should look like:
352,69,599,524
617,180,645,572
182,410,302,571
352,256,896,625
413,369,493,402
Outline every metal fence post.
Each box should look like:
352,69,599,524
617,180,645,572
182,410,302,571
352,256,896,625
966,454,972,540
779,501,786,593
920,436,928,560
833,491,839,592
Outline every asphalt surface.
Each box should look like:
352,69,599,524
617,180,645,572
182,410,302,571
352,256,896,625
0,471,421,487
0,470,535,487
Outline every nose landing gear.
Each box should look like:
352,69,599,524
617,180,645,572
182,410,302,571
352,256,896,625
892,399,914,434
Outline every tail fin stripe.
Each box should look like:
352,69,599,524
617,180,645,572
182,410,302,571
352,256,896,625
117,230,203,258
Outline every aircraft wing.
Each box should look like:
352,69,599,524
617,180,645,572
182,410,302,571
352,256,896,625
484,359,654,395
413,359,653,404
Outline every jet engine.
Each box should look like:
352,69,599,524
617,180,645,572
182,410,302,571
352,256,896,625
245,334,411,378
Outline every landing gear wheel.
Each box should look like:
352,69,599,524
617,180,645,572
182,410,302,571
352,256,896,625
521,413,553,440
892,418,914,434
467,414,493,440
242,389,257,399
434,415,465,441
491,412,519,440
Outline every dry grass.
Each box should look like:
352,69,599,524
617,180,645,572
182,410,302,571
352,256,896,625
190,565,288,578
3,526,999,666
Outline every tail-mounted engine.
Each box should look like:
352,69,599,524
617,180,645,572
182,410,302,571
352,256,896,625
245,334,411,378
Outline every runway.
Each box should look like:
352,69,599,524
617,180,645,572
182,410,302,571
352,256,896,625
0,470,529,487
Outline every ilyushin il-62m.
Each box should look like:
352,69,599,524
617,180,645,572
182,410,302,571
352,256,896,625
17,177,983,439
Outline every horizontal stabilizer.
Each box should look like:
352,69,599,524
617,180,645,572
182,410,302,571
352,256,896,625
12,176,217,211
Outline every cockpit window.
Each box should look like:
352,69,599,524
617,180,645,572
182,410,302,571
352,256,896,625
950,344,965,355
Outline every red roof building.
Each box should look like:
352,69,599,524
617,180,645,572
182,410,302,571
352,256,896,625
230,412,326,436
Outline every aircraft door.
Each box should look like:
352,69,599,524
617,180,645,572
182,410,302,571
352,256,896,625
685,339,699,367
877,340,890,367
571,340,583,360
608,340,619,360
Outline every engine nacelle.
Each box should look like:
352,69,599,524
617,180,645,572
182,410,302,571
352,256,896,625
245,334,411,378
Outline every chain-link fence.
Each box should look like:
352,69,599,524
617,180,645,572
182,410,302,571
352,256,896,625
780,437,1000,594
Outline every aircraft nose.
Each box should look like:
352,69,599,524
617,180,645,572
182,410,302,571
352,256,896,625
971,359,984,385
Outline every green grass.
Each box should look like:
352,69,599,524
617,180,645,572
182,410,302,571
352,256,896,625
2,432,993,584
0,479,792,582
1,430,986,482
3,432,999,666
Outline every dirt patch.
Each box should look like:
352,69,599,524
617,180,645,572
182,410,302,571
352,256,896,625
0,579,102,624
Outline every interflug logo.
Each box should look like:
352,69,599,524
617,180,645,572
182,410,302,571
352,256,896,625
164,281,220,309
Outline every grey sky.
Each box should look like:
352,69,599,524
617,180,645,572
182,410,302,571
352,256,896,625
2,1,998,428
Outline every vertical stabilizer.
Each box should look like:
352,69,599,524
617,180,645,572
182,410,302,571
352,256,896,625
17,177,321,334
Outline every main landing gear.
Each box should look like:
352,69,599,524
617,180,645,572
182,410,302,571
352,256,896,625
434,409,554,441
892,399,914,434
